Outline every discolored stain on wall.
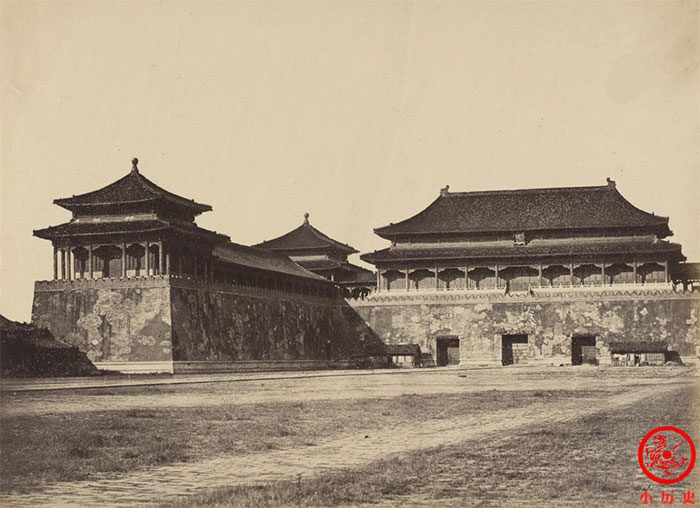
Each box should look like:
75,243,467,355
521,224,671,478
353,296,700,365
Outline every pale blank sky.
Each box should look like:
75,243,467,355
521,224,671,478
1,0,698,321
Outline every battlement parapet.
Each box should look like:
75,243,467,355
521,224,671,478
167,275,340,306
34,275,171,291
34,274,340,306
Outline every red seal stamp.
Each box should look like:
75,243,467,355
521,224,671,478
638,426,696,484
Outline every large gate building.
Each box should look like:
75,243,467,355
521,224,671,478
30,163,700,371
355,181,699,366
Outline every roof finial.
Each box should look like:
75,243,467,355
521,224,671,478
440,185,450,196
606,177,615,188
131,158,139,174
303,212,309,224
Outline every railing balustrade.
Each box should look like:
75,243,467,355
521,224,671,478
371,280,675,296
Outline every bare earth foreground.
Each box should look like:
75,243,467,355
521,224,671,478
0,367,698,507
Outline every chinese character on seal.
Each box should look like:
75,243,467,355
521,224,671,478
639,426,696,484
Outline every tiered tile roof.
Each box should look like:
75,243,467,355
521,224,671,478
374,180,672,239
255,213,357,254
362,239,684,264
54,158,212,215
213,242,328,281
34,218,229,243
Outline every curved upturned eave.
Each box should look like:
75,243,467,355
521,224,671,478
373,185,671,240
33,219,229,243
53,171,212,215
255,223,358,254
360,240,685,265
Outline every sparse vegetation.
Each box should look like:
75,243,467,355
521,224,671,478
171,387,698,507
1,387,597,493
0,367,695,506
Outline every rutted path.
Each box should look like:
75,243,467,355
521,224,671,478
0,380,688,507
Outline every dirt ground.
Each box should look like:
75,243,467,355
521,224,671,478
0,366,697,507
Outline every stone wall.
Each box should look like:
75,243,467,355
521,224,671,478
169,279,376,364
31,276,377,373
32,278,173,370
350,289,700,366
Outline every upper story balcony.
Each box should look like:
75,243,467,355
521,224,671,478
345,260,690,304
375,261,670,292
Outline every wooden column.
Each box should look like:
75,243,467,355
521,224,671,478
404,269,409,291
121,243,127,277
66,248,72,281
570,263,574,285
53,246,58,280
88,245,93,279
633,261,638,284
158,241,164,275
434,267,439,290
165,246,171,276
144,242,150,276
538,263,543,287
376,270,381,292
601,263,606,285
494,265,499,289
60,249,66,280
663,260,668,283
464,265,469,289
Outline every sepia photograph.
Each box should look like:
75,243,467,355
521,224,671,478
1,0,698,506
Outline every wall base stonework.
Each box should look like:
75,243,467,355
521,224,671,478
172,360,332,374
94,361,174,374
350,289,700,367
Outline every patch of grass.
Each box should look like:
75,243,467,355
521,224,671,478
170,386,698,507
123,409,159,418
0,388,598,493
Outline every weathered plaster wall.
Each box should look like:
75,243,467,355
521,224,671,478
32,278,377,372
31,281,172,365
351,294,700,365
170,285,378,363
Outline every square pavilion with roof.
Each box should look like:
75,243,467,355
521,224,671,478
31,159,364,373
254,213,376,293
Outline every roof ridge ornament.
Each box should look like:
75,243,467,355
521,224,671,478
303,212,309,224
440,185,450,196
606,177,615,188
131,158,139,174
